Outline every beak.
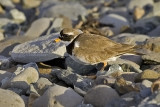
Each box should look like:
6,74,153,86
54,38,61,43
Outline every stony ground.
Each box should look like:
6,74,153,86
1,0,160,107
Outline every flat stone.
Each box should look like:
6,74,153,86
0,0,15,8
0,88,25,107
99,14,130,35
142,53,160,64
39,2,87,21
133,6,145,20
65,56,96,75
127,0,154,12
11,33,66,63
153,1,160,16
33,77,52,95
121,72,138,82
135,69,160,82
24,18,51,38
1,63,39,91
84,85,119,107
108,58,142,73
23,0,41,8
0,55,13,69
0,70,12,82
148,25,160,37
10,9,26,24
115,77,139,94
142,80,152,88
0,32,4,41
51,69,93,91
33,84,83,107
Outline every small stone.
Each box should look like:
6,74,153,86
0,32,4,41
12,0,20,3
0,56,14,69
0,5,5,14
23,0,41,8
0,0,15,8
11,33,66,63
127,0,154,12
77,103,94,107
28,93,40,107
1,63,39,91
0,18,14,28
84,85,119,107
33,84,83,107
133,6,145,20
143,37,160,52
148,25,160,37
0,88,25,107
99,14,130,35
153,1,160,16
39,2,87,21
66,56,96,75
24,18,51,38
115,77,139,94
151,79,160,92
33,77,52,95
135,69,160,82
51,69,93,91
21,95,29,107
10,9,26,24
121,72,138,82
142,53,160,64
142,80,152,88
0,70,12,85
111,33,149,45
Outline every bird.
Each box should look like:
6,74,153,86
54,28,139,71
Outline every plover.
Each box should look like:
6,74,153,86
55,28,137,70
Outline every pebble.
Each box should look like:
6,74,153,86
0,55,13,69
121,72,138,82
135,69,160,82
111,33,149,45
148,25,160,37
151,79,160,92
142,53,160,64
0,70,12,82
33,84,83,107
39,2,87,21
133,6,145,21
0,32,4,41
127,0,154,12
11,33,66,63
23,0,41,8
51,69,93,92
1,63,39,91
84,85,119,107
65,56,96,75
24,18,51,38
115,77,139,94
0,0,15,8
153,1,160,16
99,14,130,35
0,88,25,107
10,9,26,24
33,77,52,95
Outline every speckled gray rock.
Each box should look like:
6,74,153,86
1,63,39,91
108,58,142,73
138,91,160,107
39,2,87,21
33,84,83,107
11,33,66,63
0,0,15,8
0,88,25,107
99,14,130,35
0,55,13,69
51,69,93,91
10,9,26,24
142,53,160,64
84,85,119,107
33,77,52,95
127,0,154,12
65,56,96,75
111,33,149,45
24,18,51,37
148,25,160,37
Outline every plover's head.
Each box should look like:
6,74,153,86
59,28,83,42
